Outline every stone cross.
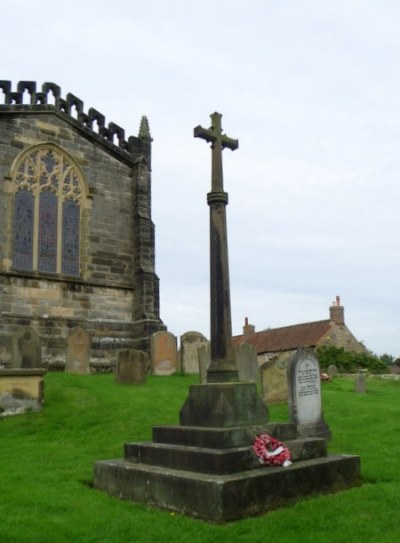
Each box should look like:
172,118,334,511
194,112,239,382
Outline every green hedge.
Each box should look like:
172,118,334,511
316,345,388,374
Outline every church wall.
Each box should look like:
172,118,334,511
0,83,164,368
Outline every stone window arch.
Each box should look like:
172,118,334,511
11,144,88,276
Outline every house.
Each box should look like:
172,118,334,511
232,296,366,366
0,80,165,369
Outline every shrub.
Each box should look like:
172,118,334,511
316,345,388,374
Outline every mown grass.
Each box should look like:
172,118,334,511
1,374,399,543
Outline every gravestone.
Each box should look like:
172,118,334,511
287,347,331,439
12,327,42,368
236,342,258,382
0,335,12,368
66,327,90,374
115,349,148,385
198,344,211,384
150,331,177,375
355,373,366,393
260,356,288,403
328,364,338,377
180,331,209,374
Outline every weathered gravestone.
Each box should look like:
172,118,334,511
260,356,288,403
287,347,331,439
0,335,12,368
198,343,210,384
328,364,338,377
12,327,42,368
66,327,90,374
235,342,259,382
115,349,148,385
355,373,366,393
150,331,178,375
180,331,209,374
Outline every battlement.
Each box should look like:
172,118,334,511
0,80,151,163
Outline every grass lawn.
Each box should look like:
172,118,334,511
1,373,399,543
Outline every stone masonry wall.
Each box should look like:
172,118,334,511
0,81,164,366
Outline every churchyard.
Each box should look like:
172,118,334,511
1,372,399,543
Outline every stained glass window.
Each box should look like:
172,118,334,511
38,191,58,273
12,145,84,276
62,200,80,275
13,189,34,270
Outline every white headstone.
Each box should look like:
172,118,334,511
287,347,330,439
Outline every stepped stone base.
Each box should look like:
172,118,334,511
94,455,360,522
93,383,361,522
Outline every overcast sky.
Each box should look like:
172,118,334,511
3,0,400,356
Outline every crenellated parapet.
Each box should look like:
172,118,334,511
0,80,150,165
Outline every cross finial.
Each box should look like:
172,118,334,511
194,112,238,193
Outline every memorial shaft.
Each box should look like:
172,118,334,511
194,112,239,382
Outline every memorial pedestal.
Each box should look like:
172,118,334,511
93,382,361,522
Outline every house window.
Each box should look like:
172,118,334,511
12,145,84,276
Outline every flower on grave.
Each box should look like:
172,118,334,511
320,372,332,382
252,434,292,467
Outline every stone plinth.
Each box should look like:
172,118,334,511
179,383,269,427
94,383,360,522
94,418,360,522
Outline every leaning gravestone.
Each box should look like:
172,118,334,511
235,342,258,382
287,347,331,439
115,349,148,385
66,327,90,374
13,327,42,368
180,331,209,374
150,331,178,375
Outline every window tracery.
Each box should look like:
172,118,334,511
12,145,84,276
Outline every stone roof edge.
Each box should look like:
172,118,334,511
0,80,151,167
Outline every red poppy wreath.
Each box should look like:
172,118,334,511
252,434,292,467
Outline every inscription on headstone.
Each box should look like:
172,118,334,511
150,331,178,376
66,327,90,374
287,347,330,439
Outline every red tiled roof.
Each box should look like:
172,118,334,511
232,320,332,354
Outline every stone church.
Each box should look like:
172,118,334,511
0,80,165,369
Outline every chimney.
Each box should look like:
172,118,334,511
329,295,345,325
243,317,255,339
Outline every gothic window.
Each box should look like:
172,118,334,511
12,145,85,276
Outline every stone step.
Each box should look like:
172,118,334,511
124,437,326,475
152,422,297,449
93,454,361,522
